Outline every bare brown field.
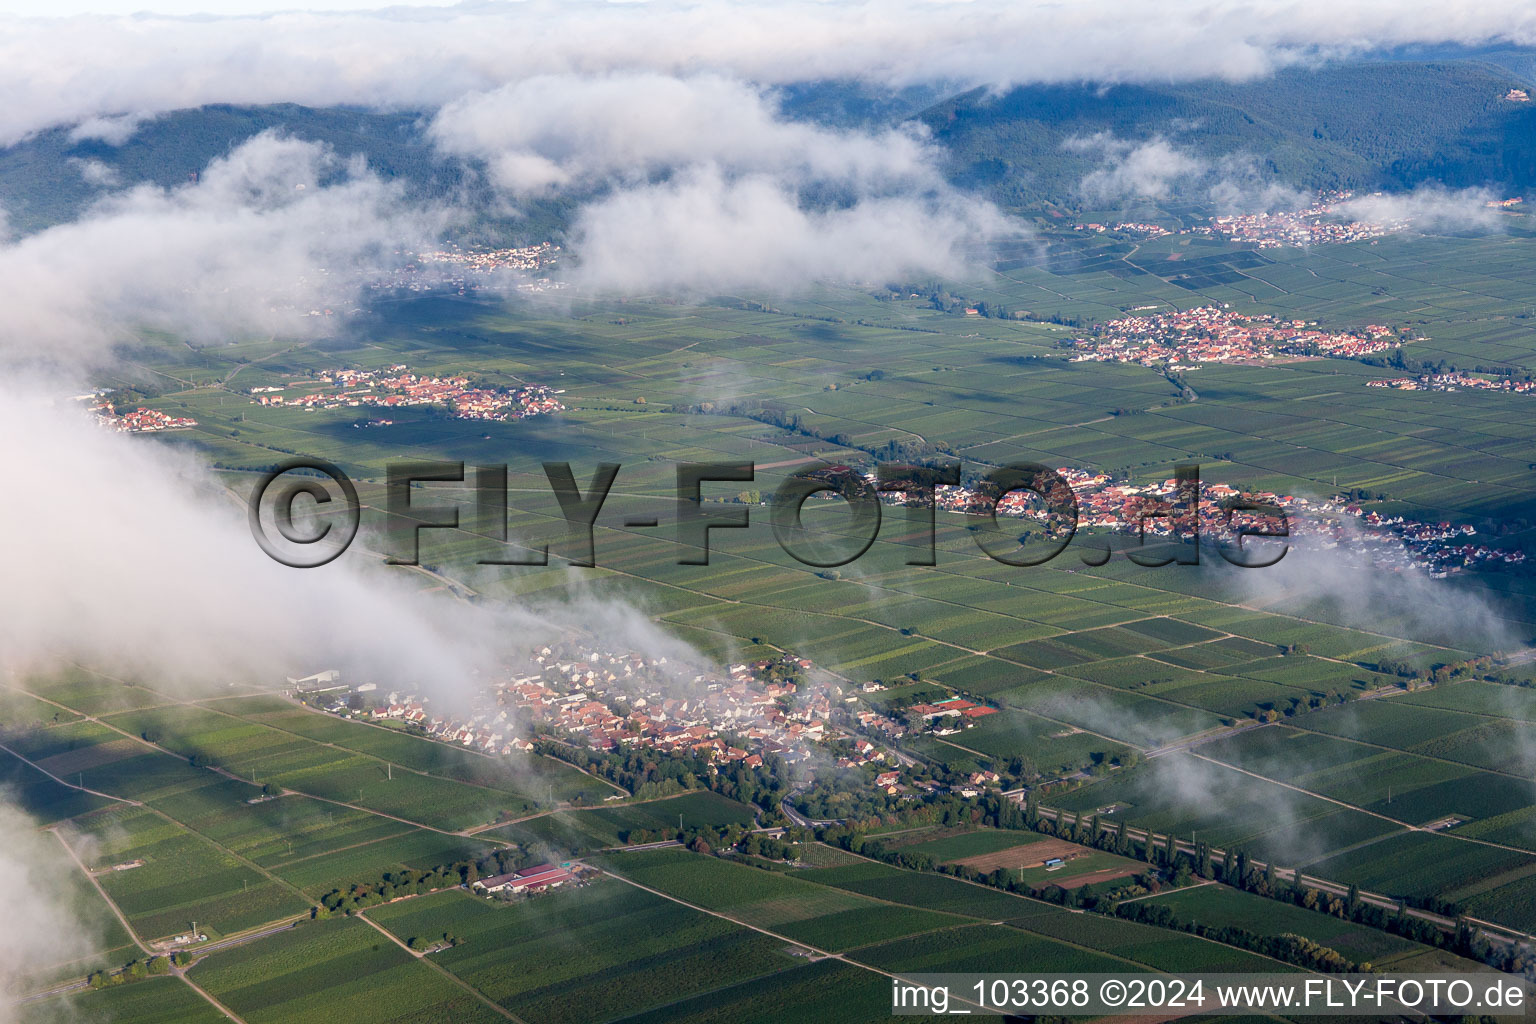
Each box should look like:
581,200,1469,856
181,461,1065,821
954,838,1084,873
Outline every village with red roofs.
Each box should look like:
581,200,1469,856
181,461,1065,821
1070,306,1407,367
248,364,564,422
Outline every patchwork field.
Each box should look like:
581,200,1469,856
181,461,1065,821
14,223,1536,1016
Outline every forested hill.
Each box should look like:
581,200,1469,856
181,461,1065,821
920,60,1536,209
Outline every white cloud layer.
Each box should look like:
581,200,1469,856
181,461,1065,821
0,376,694,702
1071,133,1208,202
0,804,104,1020
429,73,939,196
1332,184,1507,233
3,1,1536,147
0,132,444,369
567,166,1017,293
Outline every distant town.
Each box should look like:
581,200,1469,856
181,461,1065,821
871,466,1522,577
1367,371,1536,395
292,640,1021,808
1079,189,1523,247
379,242,566,295
1070,306,1407,367
81,391,198,433
248,364,565,422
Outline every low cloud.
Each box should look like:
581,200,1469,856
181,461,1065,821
430,73,938,197
0,131,446,370
1331,185,1507,234
1206,159,1311,214
0,378,697,707
0,803,104,1018
1071,133,1312,213
1071,133,1208,202
66,112,152,146
1228,521,1517,654
566,166,1015,294
432,73,1016,293
68,157,120,187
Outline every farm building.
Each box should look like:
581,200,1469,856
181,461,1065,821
475,863,574,895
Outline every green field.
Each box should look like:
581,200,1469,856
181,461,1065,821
188,917,506,1024
14,207,1536,1017
367,881,803,1022
20,976,227,1024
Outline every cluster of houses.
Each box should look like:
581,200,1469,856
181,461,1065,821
1073,191,1417,248
418,242,560,274
94,404,198,433
867,766,1002,798
1307,506,1523,576
1071,306,1404,367
301,632,1029,806
1366,372,1536,395
1194,190,1404,247
498,648,849,769
1073,221,1170,237
248,364,564,423
346,644,880,773
376,242,566,295
867,459,1514,574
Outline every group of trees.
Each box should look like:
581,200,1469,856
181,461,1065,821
313,847,538,918
1119,901,1363,973
1375,655,1502,688
534,733,790,812
87,953,189,989
1360,347,1535,382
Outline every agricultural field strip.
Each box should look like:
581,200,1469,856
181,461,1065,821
175,976,247,1024
469,790,765,843
174,690,623,806
15,684,513,917
644,319,1531,515
1136,366,1536,505
812,841,1310,976
174,284,1536,534
1185,749,1536,859
597,866,1001,1014
1028,805,1536,947
25,676,532,843
49,825,248,1024
1190,745,1536,857
1115,879,1221,903
51,827,152,955
0,737,142,809
1139,632,1359,671
1283,708,1536,782
645,550,1365,748
197,692,629,799
352,913,526,1024
1,729,334,963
